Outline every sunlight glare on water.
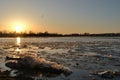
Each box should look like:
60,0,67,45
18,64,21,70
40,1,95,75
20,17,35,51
16,37,21,46
15,37,21,53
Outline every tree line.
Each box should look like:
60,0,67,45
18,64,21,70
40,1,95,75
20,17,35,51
0,31,120,37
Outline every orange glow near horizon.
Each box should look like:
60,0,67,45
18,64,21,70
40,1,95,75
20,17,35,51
9,20,27,32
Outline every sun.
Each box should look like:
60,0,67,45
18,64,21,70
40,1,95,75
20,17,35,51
16,25,22,33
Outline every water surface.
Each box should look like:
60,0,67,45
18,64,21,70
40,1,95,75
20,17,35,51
0,37,120,80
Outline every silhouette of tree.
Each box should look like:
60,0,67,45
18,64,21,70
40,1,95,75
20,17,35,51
0,30,119,37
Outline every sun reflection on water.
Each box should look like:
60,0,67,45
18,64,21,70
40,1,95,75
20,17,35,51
16,37,21,53
16,37,21,46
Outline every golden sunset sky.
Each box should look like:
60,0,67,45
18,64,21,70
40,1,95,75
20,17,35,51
0,0,120,34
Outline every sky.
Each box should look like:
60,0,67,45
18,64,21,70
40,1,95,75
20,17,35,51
0,0,120,34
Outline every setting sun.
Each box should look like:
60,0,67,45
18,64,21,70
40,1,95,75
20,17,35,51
16,25,22,33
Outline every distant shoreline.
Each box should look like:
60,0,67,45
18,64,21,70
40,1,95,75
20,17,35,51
0,35,120,38
0,31,120,37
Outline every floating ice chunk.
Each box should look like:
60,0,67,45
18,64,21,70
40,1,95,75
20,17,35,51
92,70,120,79
5,54,72,76
81,52,101,57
